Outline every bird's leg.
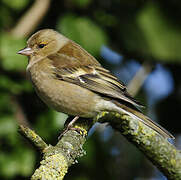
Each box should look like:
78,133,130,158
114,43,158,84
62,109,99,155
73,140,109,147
58,116,80,139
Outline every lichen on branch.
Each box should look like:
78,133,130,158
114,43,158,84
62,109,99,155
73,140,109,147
96,111,181,180
19,112,181,180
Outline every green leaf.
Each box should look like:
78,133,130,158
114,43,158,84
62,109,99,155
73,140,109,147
17,148,36,176
72,0,91,8
57,14,108,56
0,147,35,178
0,32,27,71
0,75,32,94
0,115,17,136
137,2,181,62
2,0,29,10
35,110,67,140
0,93,12,113
0,6,13,28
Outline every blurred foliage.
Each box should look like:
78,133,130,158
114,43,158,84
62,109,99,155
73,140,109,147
0,0,181,179
137,2,181,61
71,0,91,8
57,14,108,56
1,0,29,10
0,33,27,71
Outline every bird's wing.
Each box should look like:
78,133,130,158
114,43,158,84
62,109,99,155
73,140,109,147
48,61,142,108
51,60,175,139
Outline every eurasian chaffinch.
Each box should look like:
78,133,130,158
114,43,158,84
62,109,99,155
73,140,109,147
18,29,174,139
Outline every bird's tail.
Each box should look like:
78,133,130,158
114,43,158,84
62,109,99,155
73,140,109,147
114,102,174,139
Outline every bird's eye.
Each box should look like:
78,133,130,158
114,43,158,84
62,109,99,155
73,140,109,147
38,43,46,49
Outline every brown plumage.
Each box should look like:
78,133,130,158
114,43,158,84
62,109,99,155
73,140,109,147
18,29,174,139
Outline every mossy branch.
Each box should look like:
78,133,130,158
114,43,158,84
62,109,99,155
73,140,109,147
19,119,93,180
19,112,181,180
95,111,181,180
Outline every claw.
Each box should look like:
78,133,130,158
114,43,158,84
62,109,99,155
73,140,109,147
58,116,80,140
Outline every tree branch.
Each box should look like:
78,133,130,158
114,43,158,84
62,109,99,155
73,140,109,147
19,125,48,152
19,119,93,180
11,0,51,38
95,111,181,180
19,112,181,180
127,62,153,96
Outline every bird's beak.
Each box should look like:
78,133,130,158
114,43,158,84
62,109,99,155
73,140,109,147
17,47,33,56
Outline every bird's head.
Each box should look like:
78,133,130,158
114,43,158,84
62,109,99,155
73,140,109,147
17,29,69,58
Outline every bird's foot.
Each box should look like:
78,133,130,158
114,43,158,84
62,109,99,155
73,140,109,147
58,116,81,140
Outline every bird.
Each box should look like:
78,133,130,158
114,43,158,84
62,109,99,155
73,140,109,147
17,29,174,139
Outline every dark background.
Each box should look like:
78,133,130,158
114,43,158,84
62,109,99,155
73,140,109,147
0,0,181,179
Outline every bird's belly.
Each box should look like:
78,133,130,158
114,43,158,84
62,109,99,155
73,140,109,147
31,73,100,118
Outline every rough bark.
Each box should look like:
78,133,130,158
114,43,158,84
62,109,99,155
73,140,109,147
19,112,181,180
